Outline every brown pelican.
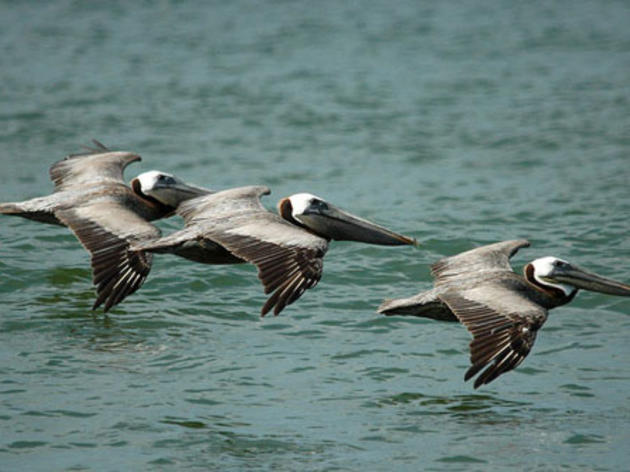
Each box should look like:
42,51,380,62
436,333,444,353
132,186,417,316
0,141,210,311
378,240,630,388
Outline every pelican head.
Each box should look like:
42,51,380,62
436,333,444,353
132,170,211,208
278,193,418,246
528,256,630,297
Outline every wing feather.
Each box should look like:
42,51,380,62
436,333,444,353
176,186,271,223
439,286,547,388
431,240,530,285
173,186,327,316
218,231,326,316
56,200,160,311
50,147,140,192
138,186,328,316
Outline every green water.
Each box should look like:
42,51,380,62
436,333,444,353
1,1,629,470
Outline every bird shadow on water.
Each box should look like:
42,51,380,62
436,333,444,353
363,391,537,426
45,266,92,286
19,292,186,354
147,415,361,469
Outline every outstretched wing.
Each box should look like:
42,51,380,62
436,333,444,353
439,280,548,388
175,185,272,223
176,186,329,316
217,229,326,316
56,197,160,312
50,142,140,192
431,239,530,286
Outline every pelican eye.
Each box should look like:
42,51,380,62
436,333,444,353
553,260,568,269
311,199,329,212
158,175,176,185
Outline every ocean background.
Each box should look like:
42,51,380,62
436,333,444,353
1,1,629,470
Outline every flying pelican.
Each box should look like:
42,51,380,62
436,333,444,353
378,239,630,388
132,185,417,316
0,141,211,311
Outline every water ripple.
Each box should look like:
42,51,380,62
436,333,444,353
2,1,630,471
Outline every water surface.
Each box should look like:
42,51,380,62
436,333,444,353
1,1,629,470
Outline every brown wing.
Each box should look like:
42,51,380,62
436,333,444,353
217,231,325,316
174,186,328,316
378,288,456,321
50,144,140,192
176,185,271,223
439,283,548,388
431,239,530,286
56,199,161,312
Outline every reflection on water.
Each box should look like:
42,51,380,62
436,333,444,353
366,392,534,424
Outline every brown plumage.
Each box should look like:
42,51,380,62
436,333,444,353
0,141,209,311
133,186,327,316
379,240,630,388
133,187,416,316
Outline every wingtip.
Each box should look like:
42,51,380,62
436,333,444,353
91,139,110,151
0,202,21,215
376,298,418,316
464,362,485,385
376,299,392,315
259,307,281,317
259,297,288,317
92,293,105,312
260,301,272,317
79,138,111,154
464,371,485,389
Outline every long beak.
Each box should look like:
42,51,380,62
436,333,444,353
552,264,630,296
166,182,212,199
297,204,418,246
152,182,213,206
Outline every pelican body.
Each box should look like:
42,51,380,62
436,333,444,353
133,186,417,316
378,240,630,388
0,141,210,311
